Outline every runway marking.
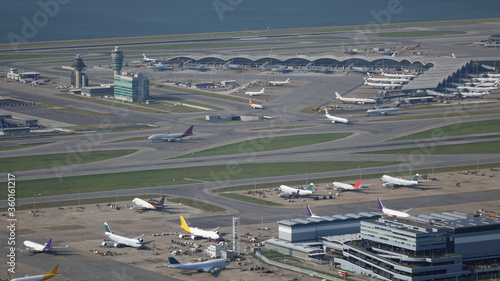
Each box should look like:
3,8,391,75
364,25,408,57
184,178,209,183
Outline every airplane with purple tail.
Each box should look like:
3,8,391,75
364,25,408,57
22,238,68,253
306,205,320,218
377,198,411,218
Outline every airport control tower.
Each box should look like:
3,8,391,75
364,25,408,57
72,54,86,88
111,46,124,76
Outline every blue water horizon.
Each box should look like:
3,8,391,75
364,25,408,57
1,0,499,45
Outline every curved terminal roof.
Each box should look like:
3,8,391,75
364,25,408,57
165,54,497,91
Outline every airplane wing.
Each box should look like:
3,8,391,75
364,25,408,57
210,227,220,232
21,247,36,252
203,266,220,274
403,208,413,213
52,245,69,249
133,234,145,240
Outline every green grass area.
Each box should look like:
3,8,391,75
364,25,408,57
219,193,281,206
178,133,352,158
250,125,312,131
359,140,500,155
236,42,381,53
390,119,500,141
372,30,466,38
0,54,66,61
37,102,111,118
0,161,395,199
0,149,136,173
167,197,224,212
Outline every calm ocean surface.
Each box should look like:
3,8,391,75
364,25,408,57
1,0,499,44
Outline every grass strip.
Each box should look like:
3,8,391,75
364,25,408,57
0,149,137,173
359,140,500,155
390,119,500,141
177,133,352,158
0,161,395,199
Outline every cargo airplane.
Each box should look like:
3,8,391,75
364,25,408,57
22,238,68,253
325,109,350,124
377,198,411,218
364,78,403,89
245,88,265,96
165,256,230,274
380,69,417,79
381,174,420,188
180,215,220,240
335,92,377,104
103,222,144,248
129,197,176,211
249,100,263,109
11,264,59,281
279,183,316,197
148,125,194,142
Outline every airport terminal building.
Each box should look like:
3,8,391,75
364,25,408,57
266,212,500,280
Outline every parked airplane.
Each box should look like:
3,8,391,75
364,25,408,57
366,73,409,83
11,264,59,281
245,88,265,96
457,82,497,92
335,92,377,104
102,222,144,248
143,54,159,63
426,90,456,98
343,46,357,55
472,77,499,83
31,77,51,86
486,73,500,78
180,215,220,240
22,238,68,253
364,78,403,89
165,256,230,274
377,198,411,218
279,183,316,197
332,179,363,191
380,69,417,79
268,78,290,86
148,125,194,142
380,174,420,188
306,205,320,218
458,91,489,98
366,105,401,115
249,100,263,109
129,197,175,211
404,42,420,50
150,62,172,71
325,109,350,124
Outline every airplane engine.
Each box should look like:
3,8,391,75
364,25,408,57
101,241,107,247
114,243,119,247
138,238,144,243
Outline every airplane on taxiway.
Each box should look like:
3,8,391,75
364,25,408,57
148,125,194,142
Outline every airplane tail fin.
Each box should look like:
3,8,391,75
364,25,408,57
335,92,341,99
306,205,314,217
43,238,53,251
412,174,419,181
260,88,265,93
324,109,329,115
180,215,190,233
286,78,290,82
367,72,373,78
104,222,112,234
47,264,59,276
158,197,165,206
306,183,314,191
377,198,384,211
353,179,362,188
168,256,181,265
249,99,252,105
182,125,194,137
